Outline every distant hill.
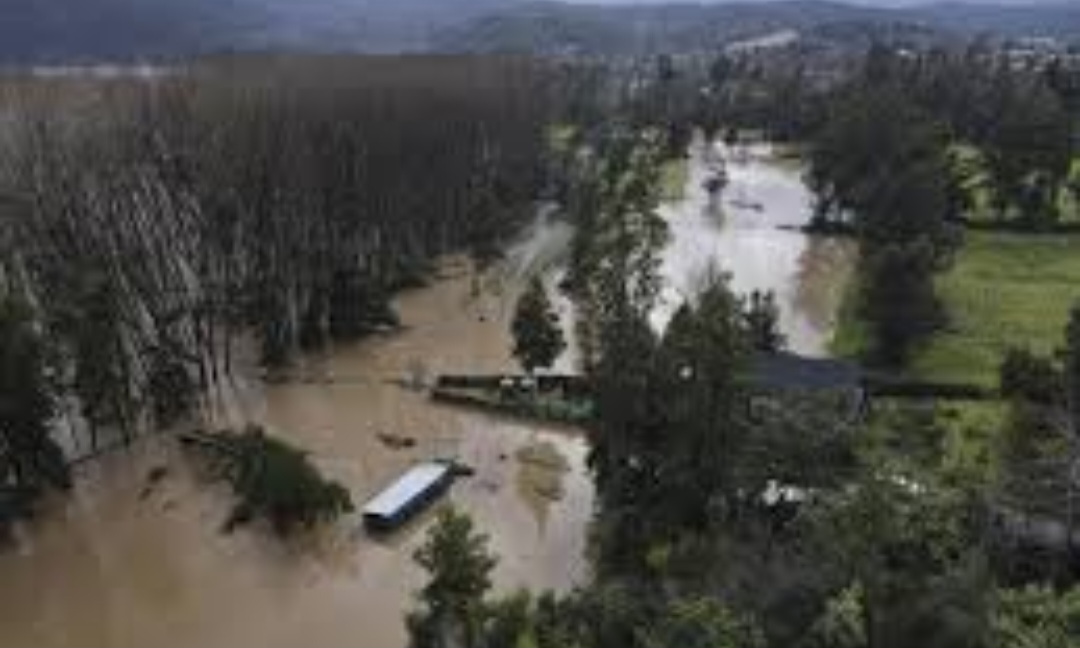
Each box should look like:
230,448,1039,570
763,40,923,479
910,2,1080,39
0,0,523,63
1,0,1078,64
0,0,261,63
254,0,525,53
434,1,1080,55
432,1,901,55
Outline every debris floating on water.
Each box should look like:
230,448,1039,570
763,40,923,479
376,433,418,450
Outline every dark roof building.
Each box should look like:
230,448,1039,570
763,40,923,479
748,352,863,392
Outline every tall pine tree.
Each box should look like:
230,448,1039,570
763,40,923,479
511,278,566,375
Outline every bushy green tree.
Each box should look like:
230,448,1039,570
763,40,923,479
745,290,785,353
1064,303,1080,435
1000,348,1062,405
0,295,69,495
859,240,942,366
808,585,868,648
810,477,990,648
410,507,498,648
984,82,1072,228
992,586,1080,648
641,597,764,648
480,591,534,648
511,278,566,374
810,81,956,367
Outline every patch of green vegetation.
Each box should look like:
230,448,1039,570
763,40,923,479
936,400,1006,483
912,232,1080,387
547,123,578,154
863,398,1004,486
829,271,869,359
660,157,689,202
186,425,354,536
948,143,996,220
833,232,1080,389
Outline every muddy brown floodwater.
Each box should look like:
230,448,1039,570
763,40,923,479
0,138,855,648
0,255,592,648
656,137,857,355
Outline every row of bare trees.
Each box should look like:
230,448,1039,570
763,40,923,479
0,55,553,459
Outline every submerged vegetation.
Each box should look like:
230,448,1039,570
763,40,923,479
0,295,70,532
184,425,353,535
0,55,553,491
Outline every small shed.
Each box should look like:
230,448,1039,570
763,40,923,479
363,462,453,532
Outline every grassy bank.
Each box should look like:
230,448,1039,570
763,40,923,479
833,232,1080,387
829,273,867,361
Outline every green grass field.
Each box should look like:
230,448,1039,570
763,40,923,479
865,399,1005,485
915,232,1080,387
832,232,1080,388
660,157,689,202
937,400,1006,482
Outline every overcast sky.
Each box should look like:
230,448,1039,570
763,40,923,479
561,0,1063,5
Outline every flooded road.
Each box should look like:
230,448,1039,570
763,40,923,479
656,138,856,355
0,255,591,648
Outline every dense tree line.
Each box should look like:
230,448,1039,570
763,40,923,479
809,69,960,365
632,44,1080,230
0,294,70,530
857,45,1079,230
410,297,1080,648
401,66,1080,644
995,305,1080,583
0,55,553,503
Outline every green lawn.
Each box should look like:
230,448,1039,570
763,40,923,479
912,232,1080,387
547,123,577,154
936,400,1006,483
832,232,1080,388
660,157,689,202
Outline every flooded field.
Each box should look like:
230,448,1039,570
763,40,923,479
0,136,854,648
656,138,857,355
0,255,591,648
